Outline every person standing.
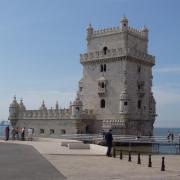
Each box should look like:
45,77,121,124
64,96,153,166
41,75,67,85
105,129,113,157
5,126,10,141
27,128,33,141
21,127,25,141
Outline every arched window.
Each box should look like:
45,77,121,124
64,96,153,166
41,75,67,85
102,82,105,88
50,129,55,134
103,47,108,55
138,100,141,109
61,129,66,134
104,64,106,72
40,129,44,134
100,99,105,108
76,107,80,112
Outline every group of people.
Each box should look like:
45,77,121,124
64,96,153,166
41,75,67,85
5,126,34,141
167,131,174,142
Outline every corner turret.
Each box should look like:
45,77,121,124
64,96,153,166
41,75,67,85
39,100,47,111
8,96,20,127
119,89,130,115
19,98,26,111
120,16,128,31
87,23,93,45
71,93,83,118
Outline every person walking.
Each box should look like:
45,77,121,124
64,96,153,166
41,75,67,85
5,126,10,141
105,129,113,157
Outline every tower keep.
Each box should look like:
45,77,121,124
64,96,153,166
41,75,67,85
9,17,156,136
80,17,156,135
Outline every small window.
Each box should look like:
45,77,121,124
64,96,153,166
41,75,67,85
124,23,126,27
76,107,80,112
104,64,106,72
100,64,104,72
40,129,44,134
138,65,141,73
138,100,141,109
61,129,66,134
103,47,108,55
100,64,106,72
100,99,105,108
50,129,55,134
124,102,128,106
102,82,105,88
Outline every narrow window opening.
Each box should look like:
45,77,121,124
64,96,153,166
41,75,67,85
138,65,141,73
138,100,141,109
100,99,105,108
76,107,80,112
104,64,106,72
102,82,105,88
100,64,103,72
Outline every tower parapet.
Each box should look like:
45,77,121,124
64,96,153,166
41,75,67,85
89,17,148,40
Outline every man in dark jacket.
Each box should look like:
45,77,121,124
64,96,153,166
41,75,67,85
105,129,113,157
5,126,10,141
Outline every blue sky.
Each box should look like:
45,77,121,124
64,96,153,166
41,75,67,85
0,0,180,127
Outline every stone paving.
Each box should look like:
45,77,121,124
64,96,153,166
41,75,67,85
0,142,66,180
1,139,180,180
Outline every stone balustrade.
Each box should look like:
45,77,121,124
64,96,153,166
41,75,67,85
80,48,155,64
103,119,125,128
18,108,95,120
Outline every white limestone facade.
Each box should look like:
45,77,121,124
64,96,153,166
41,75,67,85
8,17,156,136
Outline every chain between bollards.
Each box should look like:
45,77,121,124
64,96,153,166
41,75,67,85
137,152,141,164
161,156,165,171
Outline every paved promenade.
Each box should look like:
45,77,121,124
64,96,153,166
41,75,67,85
1,138,180,180
0,142,66,180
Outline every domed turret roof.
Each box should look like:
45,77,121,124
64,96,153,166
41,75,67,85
19,99,26,111
73,93,83,106
10,96,20,108
121,15,128,23
39,100,47,111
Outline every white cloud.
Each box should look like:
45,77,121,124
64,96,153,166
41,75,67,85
154,67,180,73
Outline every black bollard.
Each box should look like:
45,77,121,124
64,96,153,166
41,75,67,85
113,147,116,158
128,151,132,162
120,150,123,160
161,157,165,171
137,152,141,164
148,154,152,167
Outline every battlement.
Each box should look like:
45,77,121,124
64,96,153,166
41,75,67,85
91,25,147,39
80,48,155,65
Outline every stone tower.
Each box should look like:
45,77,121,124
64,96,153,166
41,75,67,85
80,17,156,135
